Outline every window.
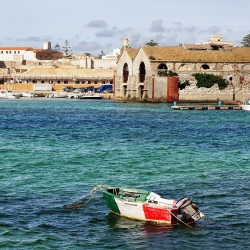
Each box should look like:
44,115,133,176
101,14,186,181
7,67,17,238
201,64,210,70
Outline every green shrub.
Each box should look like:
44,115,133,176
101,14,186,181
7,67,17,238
157,70,178,77
179,80,190,90
192,73,228,90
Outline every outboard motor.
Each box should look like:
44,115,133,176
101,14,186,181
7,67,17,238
176,197,204,221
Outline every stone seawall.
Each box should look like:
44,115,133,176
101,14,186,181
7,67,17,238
179,83,249,102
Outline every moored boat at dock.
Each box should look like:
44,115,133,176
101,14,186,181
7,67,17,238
240,100,250,110
0,89,21,99
21,92,38,98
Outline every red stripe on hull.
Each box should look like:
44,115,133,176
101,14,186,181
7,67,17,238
143,205,178,224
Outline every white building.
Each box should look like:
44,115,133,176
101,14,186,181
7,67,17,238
0,47,36,62
0,42,62,62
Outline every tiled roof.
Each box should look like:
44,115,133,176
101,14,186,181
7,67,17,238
33,48,43,52
0,47,33,51
124,48,139,61
23,68,115,76
141,46,250,62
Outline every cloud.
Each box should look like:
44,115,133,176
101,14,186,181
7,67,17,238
162,34,179,46
86,20,107,28
9,16,32,24
172,21,183,27
15,36,51,42
164,22,198,34
72,41,102,53
140,34,164,46
124,33,142,48
198,26,222,35
150,19,165,32
95,27,118,38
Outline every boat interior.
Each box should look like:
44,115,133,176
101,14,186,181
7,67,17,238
106,188,149,202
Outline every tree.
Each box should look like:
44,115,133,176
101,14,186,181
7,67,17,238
54,43,61,52
98,50,105,59
145,40,159,46
62,40,73,59
241,34,250,47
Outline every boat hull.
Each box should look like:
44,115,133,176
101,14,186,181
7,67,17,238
240,105,250,110
80,96,103,99
100,186,178,225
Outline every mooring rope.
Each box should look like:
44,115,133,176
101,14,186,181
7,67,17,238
170,211,193,228
66,186,99,209
204,216,213,224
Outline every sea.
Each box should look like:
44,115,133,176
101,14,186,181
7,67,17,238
0,98,250,250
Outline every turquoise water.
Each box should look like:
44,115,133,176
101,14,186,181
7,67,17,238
0,98,250,249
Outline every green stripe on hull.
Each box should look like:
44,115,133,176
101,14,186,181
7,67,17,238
102,191,120,214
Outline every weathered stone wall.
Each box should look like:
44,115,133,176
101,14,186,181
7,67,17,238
177,71,250,102
114,75,171,102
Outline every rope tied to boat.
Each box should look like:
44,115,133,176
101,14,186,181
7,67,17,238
170,211,213,228
66,186,99,209
170,211,193,228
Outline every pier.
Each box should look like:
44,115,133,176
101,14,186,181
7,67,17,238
171,105,242,110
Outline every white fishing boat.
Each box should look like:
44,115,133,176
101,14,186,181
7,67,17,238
79,91,103,99
46,92,68,98
21,92,38,98
240,100,250,111
0,89,21,99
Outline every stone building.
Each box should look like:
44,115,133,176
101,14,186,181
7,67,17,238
114,35,250,102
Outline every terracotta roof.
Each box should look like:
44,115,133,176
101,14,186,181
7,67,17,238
0,47,33,51
123,48,139,60
23,68,115,76
141,46,250,62
33,48,43,52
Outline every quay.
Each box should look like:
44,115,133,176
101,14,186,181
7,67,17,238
171,105,242,110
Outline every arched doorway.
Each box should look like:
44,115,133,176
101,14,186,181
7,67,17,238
139,62,146,82
123,63,129,83
123,84,127,97
138,85,144,98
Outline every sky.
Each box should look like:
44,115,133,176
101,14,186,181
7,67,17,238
1,0,250,56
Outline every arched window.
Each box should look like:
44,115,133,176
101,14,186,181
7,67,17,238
201,64,210,70
158,63,168,70
139,62,146,82
123,63,129,83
